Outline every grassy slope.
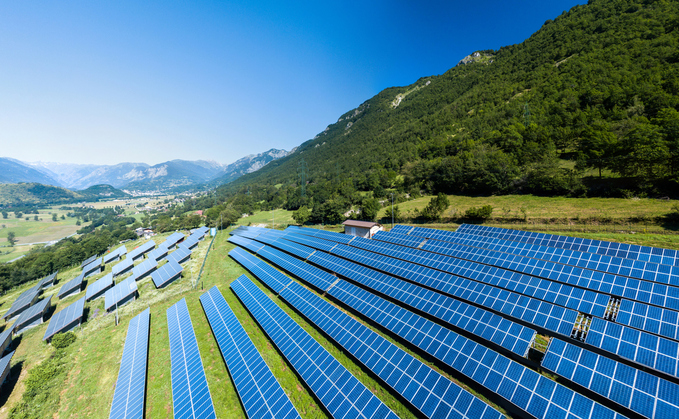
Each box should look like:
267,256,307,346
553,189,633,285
1,207,90,245
236,209,294,229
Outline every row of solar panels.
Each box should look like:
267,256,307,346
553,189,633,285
228,229,631,419
276,225,679,384
235,226,676,417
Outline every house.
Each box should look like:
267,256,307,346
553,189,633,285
342,220,384,239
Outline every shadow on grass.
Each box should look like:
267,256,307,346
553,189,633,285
0,360,23,408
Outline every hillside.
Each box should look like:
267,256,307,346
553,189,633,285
77,184,130,200
217,0,679,210
0,183,81,206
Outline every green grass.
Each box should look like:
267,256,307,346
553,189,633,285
236,209,295,229
0,245,37,264
0,207,90,245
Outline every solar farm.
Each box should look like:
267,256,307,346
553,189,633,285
1,223,679,418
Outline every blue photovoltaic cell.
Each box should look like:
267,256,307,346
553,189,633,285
164,232,186,248
231,275,400,419
109,308,150,419
543,338,679,419
58,273,84,299
167,246,192,265
43,296,85,341
239,257,504,419
130,258,158,282
105,276,138,311
617,299,679,342
85,273,114,301
258,235,537,357
167,299,216,419
283,226,354,244
457,223,679,267
228,247,292,293
243,241,624,419
586,317,679,378
180,235,200,250
151,261,183,288
128,241,156,261
373,230,426,248
147,246,169,262
199,286,301,419
389,225,414,235
112,257,134,277
2,284,40,319
104,246,127,264
0,351,15,383
254,231,316,259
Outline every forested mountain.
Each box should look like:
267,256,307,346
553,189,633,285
0,183,81,205
215,0,679,220
207,148,292,187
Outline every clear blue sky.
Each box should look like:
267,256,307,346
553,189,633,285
0,1,586,166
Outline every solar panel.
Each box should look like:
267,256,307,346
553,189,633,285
167,299,216,419
151,261,183,288
543,338,679,419
81,254,98,268
199,286,301,419
109,308,150,419
228,248,292,294
128,241,156,261
57,273,84,299
2,285,40,320
0,350,15,386
0,329,12,354
104,245,128,265
167,246,192,265
86,273,114,301
43,296,85,341
586,317,679,379
163,232,185,249
231,275,400,419
82,257,103,278
180,235,200,250
14,296,51,334
112,257,134,277
105,277,138,312
240,258,504,419
227,235,265,253
129,259,157,282
37,271,58,289
283,226,354,244
147,246,169,262
457,223,679,267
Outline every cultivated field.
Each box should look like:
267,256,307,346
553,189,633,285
1,207,90,246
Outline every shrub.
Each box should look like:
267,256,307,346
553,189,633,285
51,332,76,349
465,205,494,220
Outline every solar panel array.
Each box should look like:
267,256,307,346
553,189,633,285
167,298,216,419
112,257,134,277
109,308,150,419
151,261,183,288
231,275,401,419
232,254,505,419
129,258,157,282
167,246,192,265
199,286,301,419
14,296,51,333
147,245,169,262
128,240,156,261
43,296,85,341
180,235,200,250
57,273,84,299
0,329,12,353
543,338,679,419
457,224,679,267
86,273,114,301
105,276,138,312
0,350,14,385
104,245,127,265
2,285,40,320
252,232,537,357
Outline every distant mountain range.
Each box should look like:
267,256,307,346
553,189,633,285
0,148,290,192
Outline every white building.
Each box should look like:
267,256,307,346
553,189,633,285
342,220,384,239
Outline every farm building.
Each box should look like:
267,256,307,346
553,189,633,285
342,220,384,238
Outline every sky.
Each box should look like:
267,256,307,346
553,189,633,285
0,0,586,166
